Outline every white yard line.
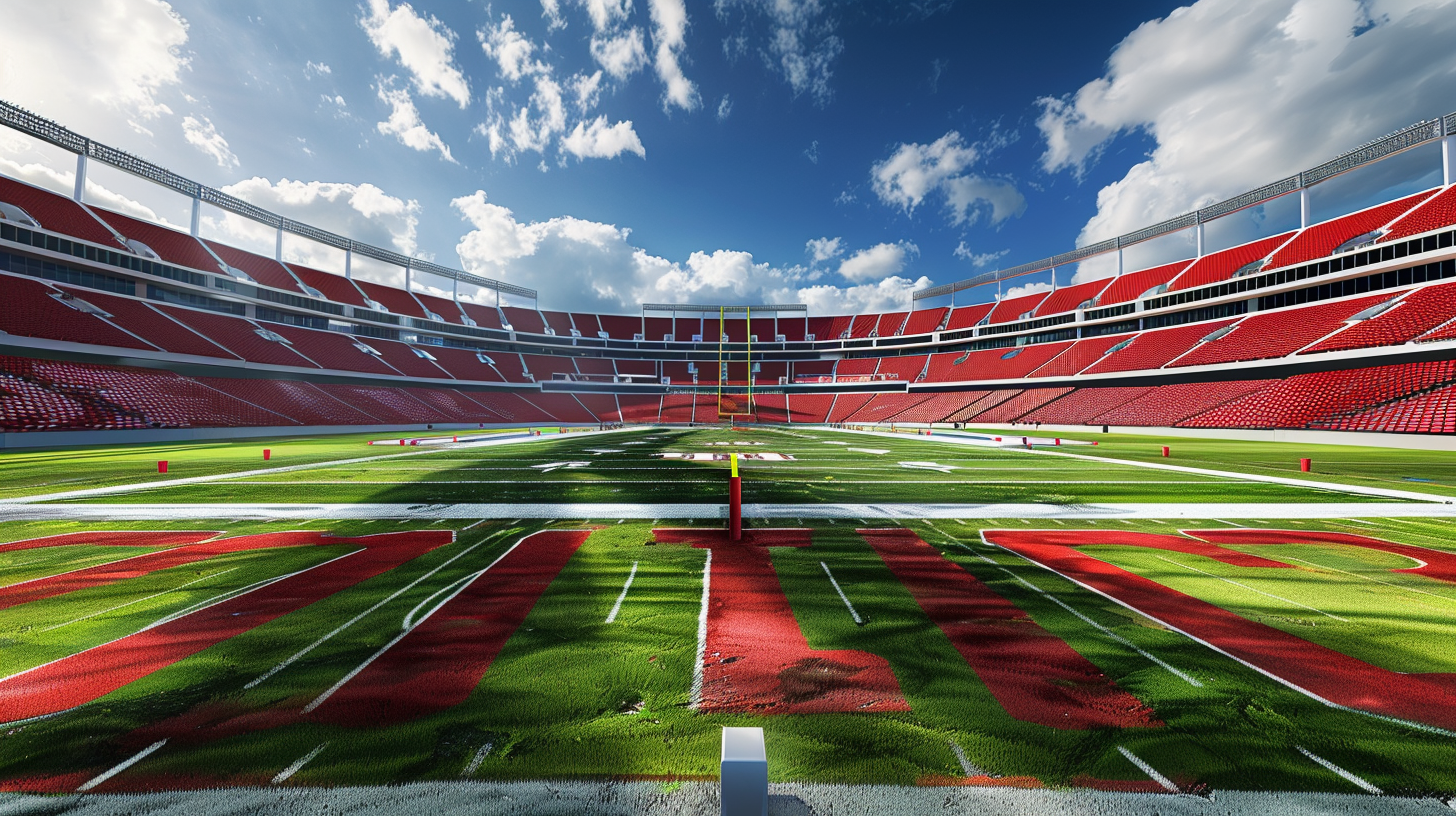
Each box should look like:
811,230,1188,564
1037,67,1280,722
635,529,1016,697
302,533,536,713
948,741,985,777
0,543,203,592
1277,555,1456,604
246,533,504,689
1117,746,1179,793
604,562,639,624
43,568,239,633
1296,746,1382,794
689,550,712,711
820,562,863,624
461,742,493,777
77,740,167,791
1152,555,1350,622
272,743,328,784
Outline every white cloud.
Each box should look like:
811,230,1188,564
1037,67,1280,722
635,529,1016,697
648,0,699,111
715,0,843,105
805,236,843,264
716,94,733,121
1039,0,1456,246
0,1,187,133
452,190,929,313
570,71,605,113
305,61,332,77
954,244,1009,268
590,28,649,80
507,75,568,155
541,0,567,30
375,78,456,162
581,0,635,32
479,15,545,82
360,0,470,108
562,117,646,160
837,242,916,283
1000,281,1052,300
0,154,164,224
206,177,421,272
871,131,1025,226
181,115,239,169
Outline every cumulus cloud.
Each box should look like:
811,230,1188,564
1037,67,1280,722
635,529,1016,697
375,78,456,161
590,28,649,80
0,154,164,224
305,61,332,77
871,131,1025,226
205,176,421,273
648,0,699,110
507,75,568,155
541,0,566,30
181,115,239,169
570,71,605,113
562,117,646,160
452,190,929,313
805,236,842,264
581,0,634,32
1039,0,1456,248
479,15,546,82
954,244,1009,268
716,95,733,121
837,242,917,282
360,0,470,107
1000,281,1053,301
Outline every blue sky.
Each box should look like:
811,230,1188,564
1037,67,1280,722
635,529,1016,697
1,0,1455,313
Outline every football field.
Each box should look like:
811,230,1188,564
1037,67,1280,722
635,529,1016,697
3,425,1456,808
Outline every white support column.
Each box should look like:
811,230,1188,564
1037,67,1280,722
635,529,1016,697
344,248,353,279
452,273,458,301
1444,136,1453,186
275,227,284,262
189,197,201,238
1300,187,1311,229
72,153,88,202
1116,248,1124,276
404,262,412,293
1050,267,1057,291
1195,222,1206,257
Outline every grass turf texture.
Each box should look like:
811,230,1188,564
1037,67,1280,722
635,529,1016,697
5,518,1456,795
11,427,1401,505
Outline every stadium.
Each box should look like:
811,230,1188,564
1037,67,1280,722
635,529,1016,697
4,2,1456,814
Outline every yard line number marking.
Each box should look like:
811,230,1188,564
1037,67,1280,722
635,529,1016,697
604,561,639,624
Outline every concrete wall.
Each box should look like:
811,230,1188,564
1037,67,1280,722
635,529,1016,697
0,422,595,450
908,422,1456,452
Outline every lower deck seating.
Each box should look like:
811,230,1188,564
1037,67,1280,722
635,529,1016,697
1182,360,1456,429
786,393,834,423
844,393,929,424
969,388,1073,423
0,276,156,351
1020,387,1152,425
1092,380,1277,427
58,288,237,359
157,305,320,368
826,393,874,423
885,391,979,423
194,377,376,425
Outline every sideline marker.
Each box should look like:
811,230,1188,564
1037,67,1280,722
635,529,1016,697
263,449,271,461
1162,446,1170,457
729,454,742,542
157,460,168,474
721,727,767,816
1300,457,1312,472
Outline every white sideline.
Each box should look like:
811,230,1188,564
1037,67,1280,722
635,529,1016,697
302,533,537,714
272,743,328,784
820,562,863,624
825,426,1453,504
1296,746,1382,794
604,562,639,624
0,427,643,505
10,500,1456,522
689,550,712,711
1116,746,1179,793
77,740,166,791
461,742,493,777
245,532,507,689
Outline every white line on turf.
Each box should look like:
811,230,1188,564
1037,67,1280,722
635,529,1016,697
403,572,479,631
689,550,712,711
1153,555,1349,622
303,533,537,713
1277,555,1456,603
604,562,639,624
462,518,491,530
246,532,507,689
1209,519,1246,528
43,568,239,632
76,739,167,791
462,742,493,777
272,743,328,784
820,562,863,624
948,741,985,777
1117,746,1179,793
1042,593,1201,687
1296,746,1382,794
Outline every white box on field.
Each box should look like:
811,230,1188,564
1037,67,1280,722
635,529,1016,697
720,726,767,816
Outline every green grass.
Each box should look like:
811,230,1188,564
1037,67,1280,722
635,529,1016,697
5,516,1456,795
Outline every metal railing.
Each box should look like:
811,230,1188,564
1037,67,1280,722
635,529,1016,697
915,112,1456,302
0,98,535,302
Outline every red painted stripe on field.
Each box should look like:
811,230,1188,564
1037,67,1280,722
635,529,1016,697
970,529,1290,570
863,529,1157,730
656,527,909,715
0,532,331,610
0,531,218,556
986,530,1456,732
1191,529,1456,584
306,530,590,726
0,531,453,723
